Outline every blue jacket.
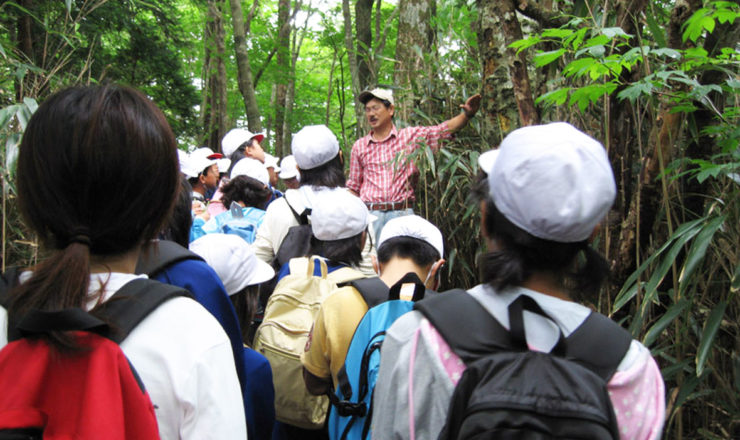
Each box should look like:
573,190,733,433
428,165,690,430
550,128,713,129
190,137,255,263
153,258,275,440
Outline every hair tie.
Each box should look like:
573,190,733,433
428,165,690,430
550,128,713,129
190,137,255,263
68,227,91,247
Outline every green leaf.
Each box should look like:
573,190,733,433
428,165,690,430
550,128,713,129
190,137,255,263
65,0,72,13
601,27,631,39
613,218,704,313
732,262,740,291
643,298,689,347
651,48,681,59
541,28,574,39
533,49,566,67
696,301,727,376
535,88,570,106
643,226,703,305
683,8,710,42
646,11,667,47
618,81,653,103
22,97,38,114
583,35,610,48
0,104,20,129
679,215,725,283
509,37,541,53
562,58,596,78
424,145,436,179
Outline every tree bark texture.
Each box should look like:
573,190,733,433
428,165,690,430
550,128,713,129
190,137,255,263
273,0,292,158
355,0,375,91
203,0,229,152
229,0,262,136
476,0,529,145
393,0,437,122
612,0,701,284
343,0,365,138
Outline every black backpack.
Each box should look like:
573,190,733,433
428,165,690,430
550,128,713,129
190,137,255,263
135,240,204,277
273,199,312,270
415,291,632,440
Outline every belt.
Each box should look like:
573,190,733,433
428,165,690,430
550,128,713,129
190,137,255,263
365,200,413,212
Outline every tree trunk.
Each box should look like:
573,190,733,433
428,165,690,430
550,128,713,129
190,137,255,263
612,0,701,285
355,0,375,90
394,0,437,122
229,0,262,136
15,0,36,100
342,0,364,137
476,0,526,144
273,0,291,158
203,0,229,152
282,0,310,153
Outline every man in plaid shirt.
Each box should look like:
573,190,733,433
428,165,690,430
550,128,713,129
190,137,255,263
347,88,481,241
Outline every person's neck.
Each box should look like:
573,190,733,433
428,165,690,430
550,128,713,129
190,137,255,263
520,271,571,301
192,185,205,196
90,246,141,274
371,123,393,141
379,258,428,288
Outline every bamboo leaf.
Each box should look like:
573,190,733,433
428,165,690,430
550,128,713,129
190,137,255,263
696,301,727,376
642,227,702,304
0,105,20,129
614,218,704,313
642,298,689,347
679,215,725,284
424,146,436,178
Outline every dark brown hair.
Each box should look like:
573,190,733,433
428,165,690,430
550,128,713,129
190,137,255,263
221,175,271,210
10,84,179,350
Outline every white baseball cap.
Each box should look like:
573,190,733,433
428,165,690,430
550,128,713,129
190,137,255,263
264,153,280,171
216,158,232,174
486,122,616,243
378,215,444,258
291,125,340,170
278,155,300,181
190,234,275,295
359,88,395,106
310,189,375,241
221,128,266,158
178,149,198,178
187,148,218,177
230,158,270,186
477,149,499,174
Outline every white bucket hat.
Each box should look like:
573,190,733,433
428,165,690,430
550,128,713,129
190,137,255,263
486,122,616,243
190,233,275,296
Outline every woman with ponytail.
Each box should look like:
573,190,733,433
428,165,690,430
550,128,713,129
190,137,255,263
372,123,665,439
0,85,246,439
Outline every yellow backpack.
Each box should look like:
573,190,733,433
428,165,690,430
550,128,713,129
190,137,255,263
253,256,365,429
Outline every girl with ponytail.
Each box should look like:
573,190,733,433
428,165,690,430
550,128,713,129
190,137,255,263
0,85,246,439
372,123,665,440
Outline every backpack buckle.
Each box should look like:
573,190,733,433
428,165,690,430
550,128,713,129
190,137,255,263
334,401,367,417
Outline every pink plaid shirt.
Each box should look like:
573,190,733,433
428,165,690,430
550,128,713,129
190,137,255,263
347,122,452,203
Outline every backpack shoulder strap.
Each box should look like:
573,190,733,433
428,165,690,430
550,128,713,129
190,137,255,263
284,193,310,225
414,290,512,364
0,266,20,309
94,278,192,344
349,277,389,309
135,240,204,277
565,311,633,380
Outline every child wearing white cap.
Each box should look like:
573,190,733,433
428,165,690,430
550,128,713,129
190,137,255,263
302,215,445,398
190,233,276,440
278,155,300,189
372,123,665,439
252,125,377,277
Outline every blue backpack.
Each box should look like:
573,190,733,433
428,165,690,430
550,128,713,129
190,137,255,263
328,273,429,440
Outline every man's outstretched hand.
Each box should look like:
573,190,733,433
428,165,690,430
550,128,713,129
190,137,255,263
461,94,482,118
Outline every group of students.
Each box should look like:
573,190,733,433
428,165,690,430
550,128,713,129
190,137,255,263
0,83,666,440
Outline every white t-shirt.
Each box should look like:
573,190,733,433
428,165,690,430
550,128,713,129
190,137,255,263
0,272,247,440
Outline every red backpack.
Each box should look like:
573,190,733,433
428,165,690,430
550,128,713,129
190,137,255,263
0,274,189,440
